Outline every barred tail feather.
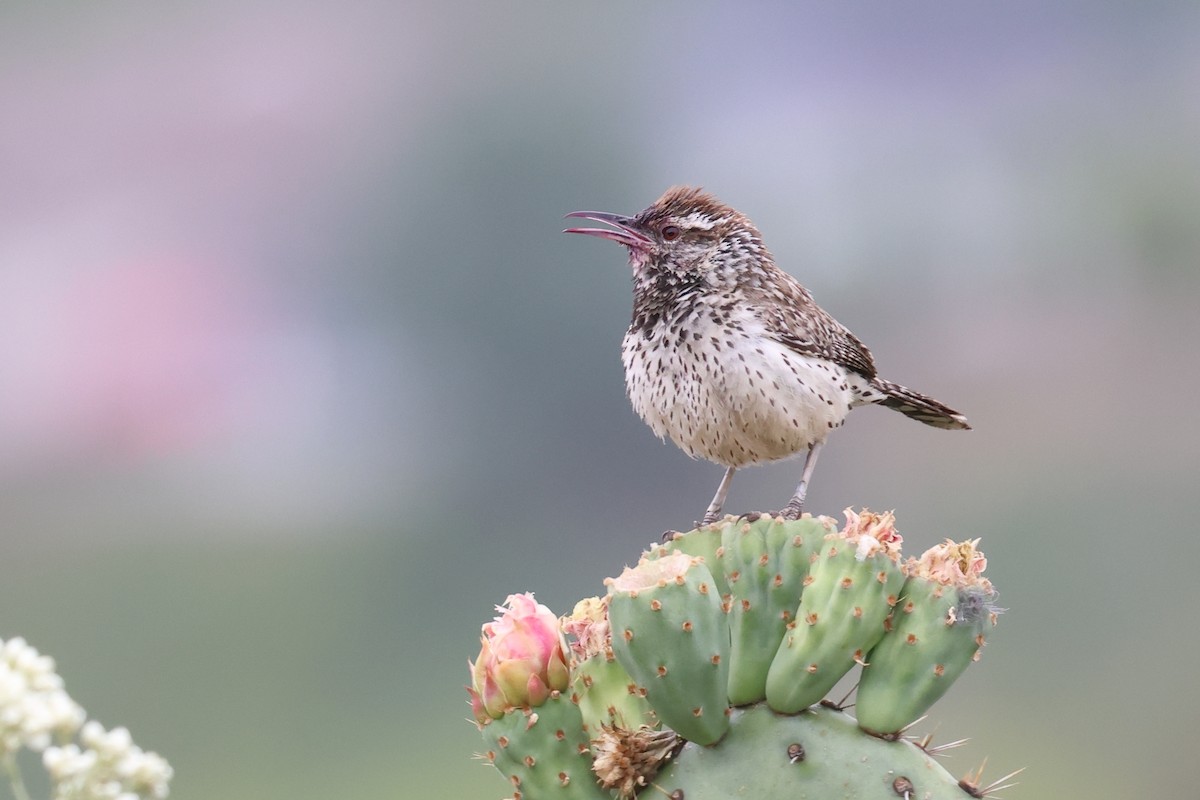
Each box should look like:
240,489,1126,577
871,378,971,430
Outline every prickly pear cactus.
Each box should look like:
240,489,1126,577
765,509,906,714
468,511,1015,800
856,538,999,736
605,552,730,746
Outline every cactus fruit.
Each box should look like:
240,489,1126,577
468,512,1011,799
765,509,906,714
605,552,731,746
856,538,999,736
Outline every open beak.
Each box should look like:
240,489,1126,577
563,211,653,249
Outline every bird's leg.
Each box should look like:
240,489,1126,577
781,441,824,520
700,466,737,525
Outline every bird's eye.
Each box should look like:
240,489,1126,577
661,225,681,241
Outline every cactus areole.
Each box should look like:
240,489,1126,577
469,512,1010,799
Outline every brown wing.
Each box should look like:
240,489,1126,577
755,269,877,380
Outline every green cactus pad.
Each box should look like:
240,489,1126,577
856,579,998,735
652,703,969,799
721,515,823,706
607,553,731,745
571,652,658,734
479,692,610,800
766,534,905,714
644,521,731,597
766,514,830,586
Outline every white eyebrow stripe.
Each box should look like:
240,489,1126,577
680,211,718,230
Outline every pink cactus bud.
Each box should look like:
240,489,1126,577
546,638,570,691
471,640,510,719
525,672,550,707
466,684,489,725
468,593,570,717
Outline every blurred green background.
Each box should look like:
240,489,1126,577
1,2,1197,798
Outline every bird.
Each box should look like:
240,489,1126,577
564,186,970,525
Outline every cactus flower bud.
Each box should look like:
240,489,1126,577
466,680,489,725
468,593,570,720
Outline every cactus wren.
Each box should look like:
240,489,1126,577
565,186,970,524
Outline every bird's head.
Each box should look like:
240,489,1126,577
565,186,769,284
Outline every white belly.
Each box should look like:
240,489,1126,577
622,321,861,468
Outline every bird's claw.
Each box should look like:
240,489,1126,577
780,501,805,521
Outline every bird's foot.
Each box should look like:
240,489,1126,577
738,510,798,523
780,499,805,521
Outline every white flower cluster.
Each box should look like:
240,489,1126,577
0,636,172,800
44,722,173,800
0,637,85,755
